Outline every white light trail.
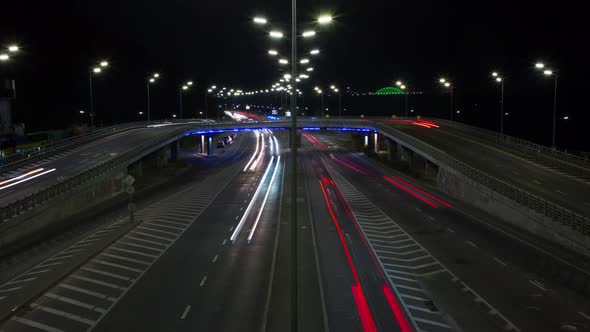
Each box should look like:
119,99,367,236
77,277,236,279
0,168,57,191
243,131,260,172
269,136,275,155
273,136,279,155
250,133,266,171
0,168,45,186
230,156,275,243
247,156,281,243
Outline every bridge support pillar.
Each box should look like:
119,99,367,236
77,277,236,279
129,160,143,178
397,143,411,163
200,135,207,155
170,141,179,161
385,138,397,161
207,136,212,155
373,132,379,154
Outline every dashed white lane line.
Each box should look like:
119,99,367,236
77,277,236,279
31,303,95,325
222,239,227,245
200,276,208,287
243,200,247,203
556,190,567,196
229,226,234,232
235,215,239,220
529,280,546,291
447,228,455,233
493,257,507,267
578,311,590,320
415,207,423,213
512,171,521,176
584,202,590,207
240,207,244,211
45,292,106,313
180,305,192,320
212,254,219,263
466,241,478,248
533,180,542,185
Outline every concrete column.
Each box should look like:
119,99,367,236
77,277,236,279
132,160,143,177
170,141,179,161
200,135,207,155
412,153,426,176
207,136,212,155
156,148,167,168
385,138,397,161
397,143,411,162
424,160,438,180
373,133,379,154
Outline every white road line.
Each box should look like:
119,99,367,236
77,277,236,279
529,280,546,291
37,261,63,268
533,180,542,185
235,216,239,221
137,225,178,236
59,283,116,301
556,190,567,196
222,239,227,245
102,253,150,265
180,305,192,319
31,303,95,325
229,226,234,232
466,241,478,248
25,269,51,275
45,292,107,313
413,317,452,329
200,276,208,287
93,260,143,273
4,277,37,285
0,286,22,292
447,228,455,233
81,267,132,281
47,255,73,261
126,236,167,248
71,275,126,290
118,241,163,253
212,255,219,263
578,311,590,320
132,231,174,242
145,222,184,231
12,316,64,332
493,257,507,266
111,247,158,259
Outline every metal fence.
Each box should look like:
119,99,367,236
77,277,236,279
373,122,590,237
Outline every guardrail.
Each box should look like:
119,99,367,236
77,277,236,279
425,117,590,169
0,124,193,222
373,122,590,238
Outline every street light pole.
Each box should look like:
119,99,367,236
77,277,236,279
179,89,183,120
500,80,504,134
552,73,558,148
147,81,151,122
89,71,94,129
405,92,408,118
450,87,454,122
289,0,298,330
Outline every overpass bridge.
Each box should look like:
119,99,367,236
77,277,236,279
1,117,589,258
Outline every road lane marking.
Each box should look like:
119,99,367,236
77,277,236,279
493,257,507,266
222,239,227,245
45,293,106,313
4,277,37,285
93,260,143,273
200,276,208,287
81,267,132,281
578,312,590,320
111,247,158,259
466,241,478,248
12,316,64,332
0,286,22,292
25,269,51,275
59,283,116,301
181,305,191,320
447,228,455,233
529,280,546,291
235,215,239,220
415,207,422,212
212,254,219,263
533,180,542,185
556,190,567,196
229,225,234,232
101,253,150,265
31,303,95,325
37,261,63,268
71,275,127,290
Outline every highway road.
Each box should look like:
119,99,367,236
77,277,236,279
302,132,590,331
0,124,192,209
0,130,301,332
387,121,590,217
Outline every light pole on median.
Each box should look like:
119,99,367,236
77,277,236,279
330,85,342,119
179,80,193,120
535,62,559,148
146,73,159,122
491,72,505,134
439,78,453,121
88,60,109,129
396,81,409,118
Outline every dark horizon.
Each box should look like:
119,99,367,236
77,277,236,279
1,1,587,150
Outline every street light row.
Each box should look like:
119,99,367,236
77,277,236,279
0,44,19,62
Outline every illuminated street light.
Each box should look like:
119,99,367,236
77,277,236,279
535,62,545,69
100,61,109,67
439,78,446,83
253,17,268,24
0,54,9,61
268,49,278,56
302,30,316,38
444,82,450,87
534,63,559,147
543,70,553,76
439,78,454,121
300,58,309,64
318,15,333,24
491,72,505,134
492,72,498,77
306,67,314,72
187,81,193,86
269,31,284,39
154,73,160,78
8,45,19,53
182,85,188,90
93,67,102,73
279,58,289,64
310,49,320,55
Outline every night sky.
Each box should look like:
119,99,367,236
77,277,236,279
1,1,587,150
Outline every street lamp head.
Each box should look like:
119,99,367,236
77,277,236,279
182,85,188,90
149,78,155,83
187,81,193,86
269,31,284,39
535,62,545,69
79,110,85,114
153,73,160,78
0,53,9,61
211,85,217,89
279,58,289,64
330,85,336,89
310,49,320,55
302,30,316,38
395,81,402,86
253,17,268,25
306,67,314,72
496,77,502,82
300,58,310,64
139,111,143,115
318,14,333,25
439,78,446,83
100,61,109,67
8,45,19,53
444,82,451,87
400,85,406,90
93,67,102,73
268,49,278,56
207,89,212,93
284,74,292,79
492,72,498,77
543,69,553,76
